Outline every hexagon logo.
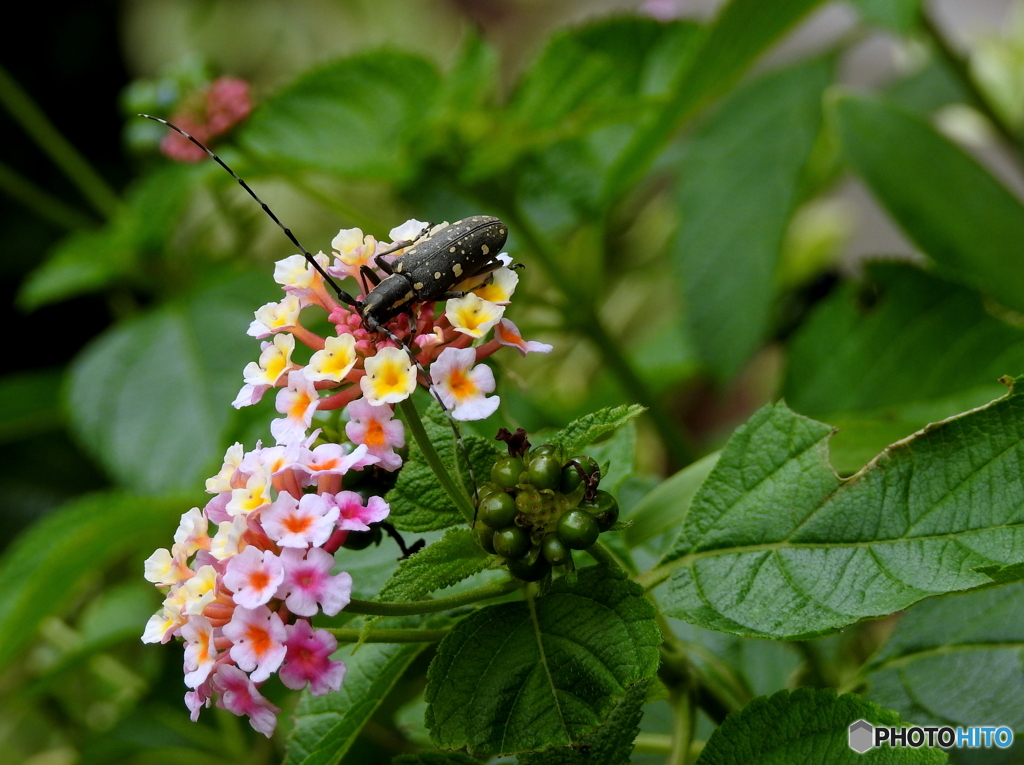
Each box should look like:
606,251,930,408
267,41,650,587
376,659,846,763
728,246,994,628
849,719,874,753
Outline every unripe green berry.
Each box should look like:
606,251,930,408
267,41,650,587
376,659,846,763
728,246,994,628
492,525,531,559
515,487,543,516
531,443,563,460
491,457,525,489
541,533,570,566
557,509,599,550
581,489,619,532
507,546,551,582
528,454,562,491
478,491,517,529
477,524,497,554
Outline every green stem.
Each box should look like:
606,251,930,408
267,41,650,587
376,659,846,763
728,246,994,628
346,577,520,616
586,540,628,571
919,6,1024,156
667,686,695,765
328,627,450,643
0,64,120,219
636,564,672,592
397,398,476,523
634,733,673,754
502,207,695,467
0,159,96,230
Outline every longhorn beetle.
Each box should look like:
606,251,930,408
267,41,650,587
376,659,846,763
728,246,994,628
141,115,507,506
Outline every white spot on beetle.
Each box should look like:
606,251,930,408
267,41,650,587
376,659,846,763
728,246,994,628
449,247,456,253
453,263,463,277
434,271,441,279
481,245,490,255
499,229,506,235
395,264,403,273
414,282,424,290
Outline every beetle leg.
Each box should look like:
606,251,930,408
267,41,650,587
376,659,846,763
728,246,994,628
373,222,434,270
359,265,382,288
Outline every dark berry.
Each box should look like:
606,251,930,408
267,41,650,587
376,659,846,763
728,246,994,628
557,509,599,550
492,525,531,559
581,490,619,532
491,457,525,489
541,533,570,566
528,454,562,491
479,491,517,529
507,547,551,582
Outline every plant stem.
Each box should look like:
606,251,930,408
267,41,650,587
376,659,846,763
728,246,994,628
0,159,96,230
397,398,476,523
328,627,450,643
586,540,628,571
345,577,520,616
503,207,695,467
919,7,1024,157
0,64,120,219
634,733,673,754
636,564,672,591
667,686,696,765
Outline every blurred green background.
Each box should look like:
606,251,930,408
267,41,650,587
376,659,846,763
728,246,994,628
6,0,1024,762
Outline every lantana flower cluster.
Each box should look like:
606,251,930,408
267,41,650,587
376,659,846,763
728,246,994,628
160,77,253,163
142,218,550,736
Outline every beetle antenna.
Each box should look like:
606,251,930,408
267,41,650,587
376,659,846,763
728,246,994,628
143,115,478,511
139,114,358,308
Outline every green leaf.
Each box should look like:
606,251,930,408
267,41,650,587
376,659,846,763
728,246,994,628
694,688,947,764
19,221,135,310
387,403,501,532
623,452,720,548
284,628,429,765
582,420,636,496
673,56,833,380
516,679,650,765
865,584,1024,731
851,0,921,32
242,52,440,181
0,368,63,444
785,263,1024,417
547,404,645,456
834,93,1024,313
374,528,490,604
424,566,660,756
18,164,199,309
655,379,1024,639
604,0,830,201
392,753,479,765
0,491,184,674
494,19,701,221
67,272,278,494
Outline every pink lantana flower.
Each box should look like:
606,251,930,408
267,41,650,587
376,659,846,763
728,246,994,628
174,508,212,556
328,491,391,531
291,442,376,485
345,398,405,472
280,619,346,695
222,605,287,683
261,492,340,548
271,370,320,445
277,547,353,617
182,615,219,688
223,547,285,609
494,318,553,357
212,664,281,737
430,346,500,421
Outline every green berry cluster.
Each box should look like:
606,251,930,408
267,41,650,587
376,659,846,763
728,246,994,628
475,443,619,581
